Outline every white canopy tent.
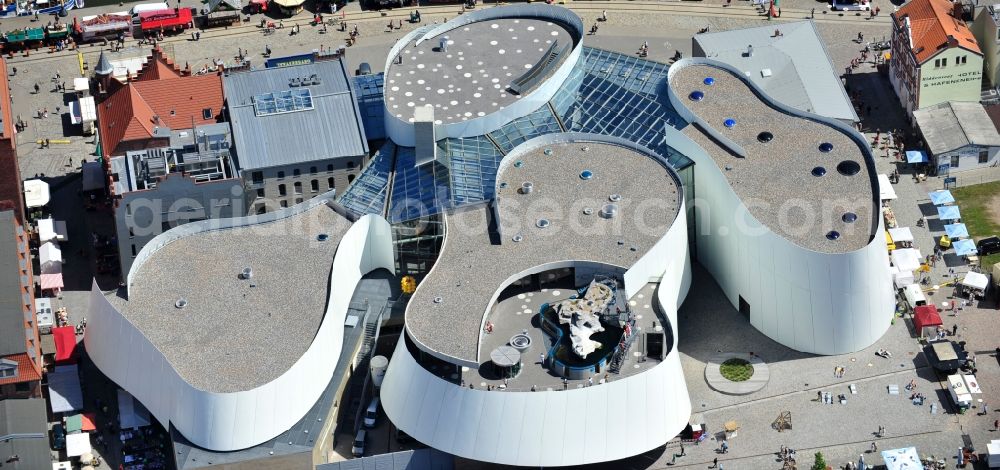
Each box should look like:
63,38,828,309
48,365,83,414
37,218,68,243
877,174,898,200
39,242,63,274
117,389,151,430
888,227,914,243
962,272,989,291
890,265,915,290
880,447,923,470
66,432,92,458
23,179,50,208
72,77,89,95
987,440,1000,468
891,248,923,272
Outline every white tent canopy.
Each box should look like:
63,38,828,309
962,272,989,291
890,265,914,290
37,218,68,243
66,432,92,457
880,447,922,470
877,174,898,200
891,248,923,272
48,365,83,414
117,389,151,430
23,179,50,208
40,242,63,274
987,440,1000,468
888,227,914,243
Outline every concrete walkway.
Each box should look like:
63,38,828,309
705,352,769,395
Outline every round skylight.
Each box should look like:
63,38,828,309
811,167,826,177
837,160,861,176
757,131,774,143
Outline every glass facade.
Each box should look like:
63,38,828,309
338,141,395,217
441,136,505,206
352,74,386,140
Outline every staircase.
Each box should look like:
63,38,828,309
609,316,638,374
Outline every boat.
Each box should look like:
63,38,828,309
1,0,80,19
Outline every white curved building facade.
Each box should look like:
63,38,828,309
85,196,394,451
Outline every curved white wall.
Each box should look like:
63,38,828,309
665,59,894,355
382,5,584,147
85,212,395,451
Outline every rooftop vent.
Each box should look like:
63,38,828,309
724,118,737,128
582,207,594,215
837,160,861,176
175,298,188,309
580,170,594,180
600,203,619,219
317,233,329,241
512,234,523,242
704,77,716,85
826,231,841,240
609,194,622,202
811,166,827,177
819,142,834,153
520,182,534,194
543,148,553,156
842,212,858,223
536,218,551,228
757,131,774,143
289,77,302,87
433,296,443,304
241,267,253,280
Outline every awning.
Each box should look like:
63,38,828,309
70,96,96,125
73,77,89,93
52,326,77,364
937,205,961,220
962,271,989,291
48,364,83,413
888,227,913,243
117,389,151,430
880,447,922,470
23,179,50,208
913,305,942,331
41,273,64,293
891,248,922,272
40,242,62,273
877,174,897,200
905,150,928,164
65,412,97,433
929,190,954,206
38,218,56,243
81,161,104,192
139,7,192,30
65,432,91,457
944,223,969,239
954,239,978,256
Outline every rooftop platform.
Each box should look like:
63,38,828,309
670,63,877,253
112,203,353,393
406,138,682,365
385,17,573,124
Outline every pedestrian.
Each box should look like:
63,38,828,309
952,324,958,336
721,441,729,453
858,32,864,43
983,402,989,415
601,9,607,21
562,377,568,390
539,353,545,365
680,442,685,456
33,83,39,94
11,66,16,76
871,441,878,452
811,7,815,17
818,390,823,402
875,5,880,15
711,457,718,468
994,419,998,431
588,376,593,387
866,105,872,115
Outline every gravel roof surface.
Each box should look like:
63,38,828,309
407,141,682,364
112,204,352,393
671,64,876,253
385,18,571,124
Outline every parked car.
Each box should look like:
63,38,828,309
977,236,1000,255
363,398,380,428
51,423,66,450
352,430,367,457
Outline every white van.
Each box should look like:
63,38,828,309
363,398,379,428
831,0,871,10
902,284,927,309
130,2,169,23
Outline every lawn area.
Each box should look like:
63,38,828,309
719,358,754,382
951,181,1000,268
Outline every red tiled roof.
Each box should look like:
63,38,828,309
0,353,42,385
135,47,185,82
97,74,223,158
894,0,981,63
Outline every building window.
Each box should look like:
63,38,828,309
277,171,285,179
255,204,266,215
294,182,303,194
348,174,356,183
979,150,989,163
941,58,947,67
327,164,334,172
293,169,301,177
256,188,265,199
310,166,318,174
951,155,960,168
280,200,288,208
328,177,335,189
347,161,356,169
0,359,17,379
278,184,287,196
295,197,303,204
311,179,319,192
251,171,264,184
14,382,29,392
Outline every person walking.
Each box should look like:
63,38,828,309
994,419,998,431
982,402,989,416
588,376,593,387
871,441,878,453
710,457,718,468
539,353,545,365
10,66,16,76
952,324,959,336
858,32,864,43
721,441,729,453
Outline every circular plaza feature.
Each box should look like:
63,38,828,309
705,353,769,395
719,358,754,382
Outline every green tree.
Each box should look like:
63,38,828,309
811,451,827,470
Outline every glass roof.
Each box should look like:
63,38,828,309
252,89,314,117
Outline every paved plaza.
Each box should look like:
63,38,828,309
8,0,1000,468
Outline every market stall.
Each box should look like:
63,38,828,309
913,305,942,338
954,239,978,257
23,179,50,209
880,447,923,470
947,373,981,412
937,205,961,221
878,174,897,201
48,365,83,414
929,190,955,206
37,218,69,243
81,161,104,192
65,412,97,433
945,223,969,239
888,227,914,248
203,0,240,27
988,439,1000,468
66,432,92,458
960,272,989,299
73,12,131,42
40,241,63,274
890,265,914,289
52,326,78,364
41,273,64,296
891,248,923,272
70,95,96,136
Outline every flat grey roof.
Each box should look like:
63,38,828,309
672,64,876,253
112,203,353,393
0,209,27,357
406,140,681,364
223,58,368,171
913,101,1000,155
0,398,50,470
385,18,572,124
693,21,859,123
